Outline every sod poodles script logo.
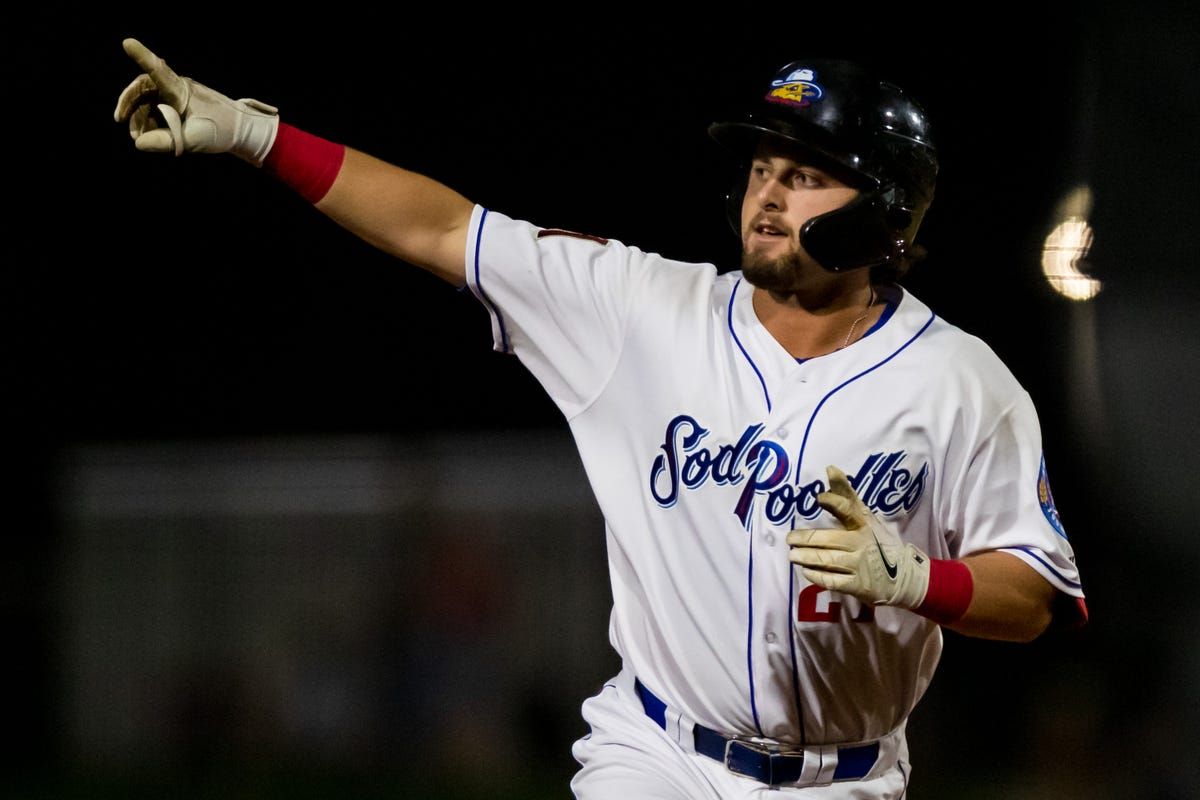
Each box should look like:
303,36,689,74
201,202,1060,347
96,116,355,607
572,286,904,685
648,414,927,528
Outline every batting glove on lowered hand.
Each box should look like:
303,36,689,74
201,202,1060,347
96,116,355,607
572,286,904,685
113,38,279,166
787,465,931,609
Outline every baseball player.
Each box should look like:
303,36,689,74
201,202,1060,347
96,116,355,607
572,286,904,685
114,40,1087,798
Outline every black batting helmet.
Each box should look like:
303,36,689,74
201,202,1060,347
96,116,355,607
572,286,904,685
708,59,938,277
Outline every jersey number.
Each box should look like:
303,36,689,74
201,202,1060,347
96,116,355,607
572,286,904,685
797,584,875,623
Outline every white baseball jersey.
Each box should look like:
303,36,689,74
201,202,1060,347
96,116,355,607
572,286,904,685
463,204,1085,748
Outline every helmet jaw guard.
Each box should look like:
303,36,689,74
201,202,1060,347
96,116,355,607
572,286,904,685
801,192,911,273
711,59,937,276
723,177,923,273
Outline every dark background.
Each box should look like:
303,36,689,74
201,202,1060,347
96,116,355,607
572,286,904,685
8,6,1200,798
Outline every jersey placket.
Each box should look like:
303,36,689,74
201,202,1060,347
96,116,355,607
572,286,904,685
726,277,824,742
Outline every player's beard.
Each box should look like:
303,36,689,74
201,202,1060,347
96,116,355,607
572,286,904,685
740,241,817,295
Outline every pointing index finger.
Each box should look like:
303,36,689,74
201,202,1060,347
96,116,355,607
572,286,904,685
122,38,187,108
825,465,858,497
820,465,867,525
816,490,859,527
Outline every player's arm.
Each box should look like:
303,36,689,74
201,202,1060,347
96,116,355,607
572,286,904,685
312,146,472,286
113,38,472,286
787,466,1064,643
943,551,1056,642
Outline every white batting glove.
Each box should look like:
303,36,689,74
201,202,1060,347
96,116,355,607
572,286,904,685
787,465,931,609
113,38,280,166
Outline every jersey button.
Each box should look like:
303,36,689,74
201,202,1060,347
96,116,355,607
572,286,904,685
764,533,776,547
765,632,778,644
777,427,789,439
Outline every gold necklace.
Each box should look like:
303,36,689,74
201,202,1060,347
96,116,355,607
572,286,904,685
839,286,877,350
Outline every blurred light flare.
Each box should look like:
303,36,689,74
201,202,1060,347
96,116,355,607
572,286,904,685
1043,185,1101,301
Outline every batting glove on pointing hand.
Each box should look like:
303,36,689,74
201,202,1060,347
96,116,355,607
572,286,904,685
787,465,931,609
113,38,280,166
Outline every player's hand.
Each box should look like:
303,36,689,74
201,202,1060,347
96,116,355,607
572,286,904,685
786,465,931,609
113,38,280,166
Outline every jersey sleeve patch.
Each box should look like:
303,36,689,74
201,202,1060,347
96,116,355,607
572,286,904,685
1037,453,1067,540
536,228,610,245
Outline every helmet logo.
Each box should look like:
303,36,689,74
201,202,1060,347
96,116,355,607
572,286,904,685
766,68,824,108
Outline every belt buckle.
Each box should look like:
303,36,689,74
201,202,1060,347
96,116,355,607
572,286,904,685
724,738,803,786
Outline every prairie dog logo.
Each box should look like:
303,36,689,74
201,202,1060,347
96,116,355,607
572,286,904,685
648,414,927,527
765,67,824,108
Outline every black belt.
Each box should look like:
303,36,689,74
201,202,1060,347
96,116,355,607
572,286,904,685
634,678,879,786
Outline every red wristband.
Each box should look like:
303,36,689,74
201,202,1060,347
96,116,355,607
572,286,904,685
915,558,974,625
262,121,346,204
